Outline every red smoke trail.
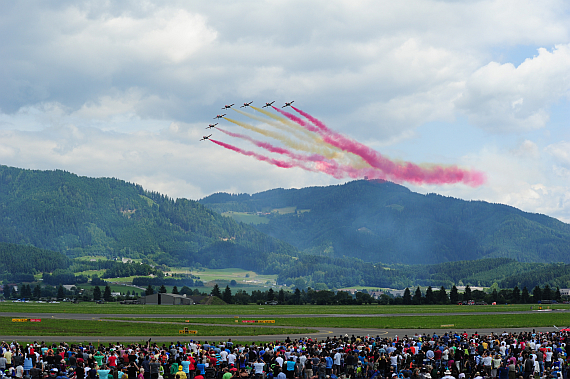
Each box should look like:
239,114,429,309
272,106,321,133
210,139,314,171
281,106,486,187
216,127,327,162
291,106,331,133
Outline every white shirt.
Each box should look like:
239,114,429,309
253,362,265,374
334,352,341,365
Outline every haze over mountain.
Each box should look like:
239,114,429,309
0,165,296,274
2,164,570,290
200,179,570,265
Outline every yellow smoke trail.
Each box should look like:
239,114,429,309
234,108,311,141
249,106,372,167
251,106,326,142
224,117,340,159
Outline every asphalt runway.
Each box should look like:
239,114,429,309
0,311,563,343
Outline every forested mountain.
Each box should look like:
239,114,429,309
0,165,297,274
0,243,69,283
2,164,569,290
200,179,570,265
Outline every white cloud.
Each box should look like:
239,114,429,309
546,140,570,165
456,44,570,132
1,0,570,223
511,140,540,159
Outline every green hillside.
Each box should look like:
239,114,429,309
200,179,570,265
0,165,297,274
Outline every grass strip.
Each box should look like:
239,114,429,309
1,303,566,315
106,312,569,329
0,318,316,336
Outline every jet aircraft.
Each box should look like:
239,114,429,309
282,101,294,108
222,104,234,109
200,134,212,141
262,101,275,108
240,101,253,108
213,114,226,119
206,123,218,129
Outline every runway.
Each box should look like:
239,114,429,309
0,311,562,343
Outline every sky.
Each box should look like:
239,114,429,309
1,1,570,221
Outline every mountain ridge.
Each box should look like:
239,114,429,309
200,179,570,264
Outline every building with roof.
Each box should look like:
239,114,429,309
140,293,195,305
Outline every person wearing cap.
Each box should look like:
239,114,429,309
177,365,187,379
441,369,454,379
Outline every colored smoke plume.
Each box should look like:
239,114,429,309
209,106,486,187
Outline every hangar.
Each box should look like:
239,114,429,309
141,293,195,305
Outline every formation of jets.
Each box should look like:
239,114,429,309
206,101,295,141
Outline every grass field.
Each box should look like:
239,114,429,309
107,311,570,329
1,303,567,315
221,211,269,225
171,268,278,286
0,318,316,336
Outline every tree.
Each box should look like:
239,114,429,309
521,286,530,303
532,286,542,302
179,286,192,296
145,285,154,296
403,288,412,305
464,285,472,301
223,285,232,304
412,287,422,305
425,286,434,305
172,286,179,294
21,284,32,299
93,286,102,301
267,288,275,301
211,284,221,299
57,285,65,300
230,280,237,286
438,286,448,304
2,284,9,299
159,285,167,294
278,289,285,304
491,288,498,303
294,288,301,305
103,285,112,302
555,287,562,302
512,286,521,303
542,285,552,300
33,285,42,300
450,285,459,304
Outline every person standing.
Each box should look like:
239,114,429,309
150,358,160,379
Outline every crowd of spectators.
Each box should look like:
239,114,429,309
0,330,568,379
